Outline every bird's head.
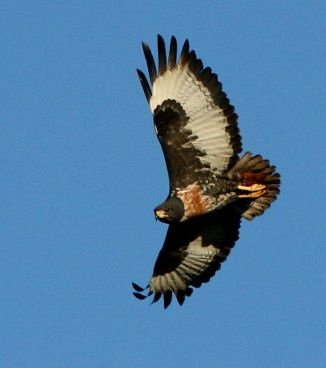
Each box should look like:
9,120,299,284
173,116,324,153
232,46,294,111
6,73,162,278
154,197,184,223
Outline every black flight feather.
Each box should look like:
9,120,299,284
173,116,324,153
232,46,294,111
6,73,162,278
133,292,147,300
136,69,152,103
151,292,162,304
179,39,190,65
157,34,166,75
168,36,177,69
163,290,173,309
132,282,147,292
142,42,157,85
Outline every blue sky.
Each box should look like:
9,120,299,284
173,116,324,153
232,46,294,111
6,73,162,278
1,1,325,367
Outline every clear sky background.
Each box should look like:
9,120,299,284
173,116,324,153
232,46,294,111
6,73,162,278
1,1,325,367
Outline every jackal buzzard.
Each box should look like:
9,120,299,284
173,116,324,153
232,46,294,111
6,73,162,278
133,35,280,308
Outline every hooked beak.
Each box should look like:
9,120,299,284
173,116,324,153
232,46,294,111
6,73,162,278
155,209,168,220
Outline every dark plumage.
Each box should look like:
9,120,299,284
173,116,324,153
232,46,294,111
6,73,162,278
154,197,184,223
133,35,281,308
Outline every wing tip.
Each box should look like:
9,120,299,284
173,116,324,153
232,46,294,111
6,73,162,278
168,35,177,69
136,68,152,102
142,40,157,84
132,279,197,309
179,38,190,65
157,34,167,75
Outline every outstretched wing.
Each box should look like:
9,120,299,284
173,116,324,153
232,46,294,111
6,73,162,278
132,206,241,308
137,35,242,188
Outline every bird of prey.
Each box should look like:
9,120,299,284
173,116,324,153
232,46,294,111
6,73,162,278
132,35,280,308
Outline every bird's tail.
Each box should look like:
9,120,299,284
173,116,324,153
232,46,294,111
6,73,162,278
227,152,280,220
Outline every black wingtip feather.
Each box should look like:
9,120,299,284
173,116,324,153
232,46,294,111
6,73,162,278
188,50,203,75
133,292,147,300
157,34,167,75
142,42,157,85
163,290,173,309
136,69,152,102
132,282,147,292
168,36,177,69
176,292,185,306
151,292,162,304
179,39,190,65
185,287,193,297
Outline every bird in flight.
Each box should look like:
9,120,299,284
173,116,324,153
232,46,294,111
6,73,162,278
132,35,280,308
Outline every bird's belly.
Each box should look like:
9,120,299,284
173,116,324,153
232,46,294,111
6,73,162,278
177,182,237,221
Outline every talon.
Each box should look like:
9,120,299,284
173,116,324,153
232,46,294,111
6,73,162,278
237,184,266,192
237,183,266,199
239,189,266,199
